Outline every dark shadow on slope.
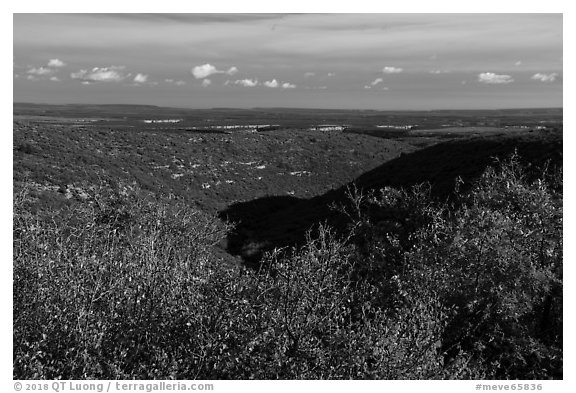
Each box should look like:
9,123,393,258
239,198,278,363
219,130,562,266
218,195,304,266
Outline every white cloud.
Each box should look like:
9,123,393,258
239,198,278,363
26,75,36,81
327,72,336,77
370,77,384,86
429,69,450,74
89,68,125,82
264,79,279,88
71,66,127,83
235,79,258,87
49,76,60,82
531,73,558,82
165,79,186,86
365,82,389,90
27,66,52,75
263,79,295,89
201,79,212,87
304,72,315,77
382,66,403,74
133,73,148,83
515,61,523,67
14,74,19,79
477,72,514,84
365,78,384,88
48,58,65,67
192,63,238,79
70,69,88,79
192,64,219,79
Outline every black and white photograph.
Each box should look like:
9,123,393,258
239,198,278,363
10,5,565,387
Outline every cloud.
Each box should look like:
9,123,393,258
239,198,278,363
304,72,315,77
477,72,514,84
531,73,558,82
514,61,522,67
192,63,238,79
429,69,450,74
327,72,336,77
382,66,403,74
370,77,383,86
201,79,212,87
47,58,65,67
234,79,258,87
27,66,52,75
133,73,148,83
192,64,218,79
365,78,384,88
70,70,87,79
264,79,279,88
263,79,295,89
49,76,60,82
71,66,127,83
165,79,186,86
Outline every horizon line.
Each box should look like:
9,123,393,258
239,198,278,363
13,102,564,113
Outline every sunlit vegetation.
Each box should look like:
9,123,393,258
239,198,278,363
14,154,562,379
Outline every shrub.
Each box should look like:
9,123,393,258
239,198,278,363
13,183,229,379
339,154,562,379
16,142,36,154
195,226,450,379
13,153,562,379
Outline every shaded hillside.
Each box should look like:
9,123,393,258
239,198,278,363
220,129,562,264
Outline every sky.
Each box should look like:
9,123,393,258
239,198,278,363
13,13,563,110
